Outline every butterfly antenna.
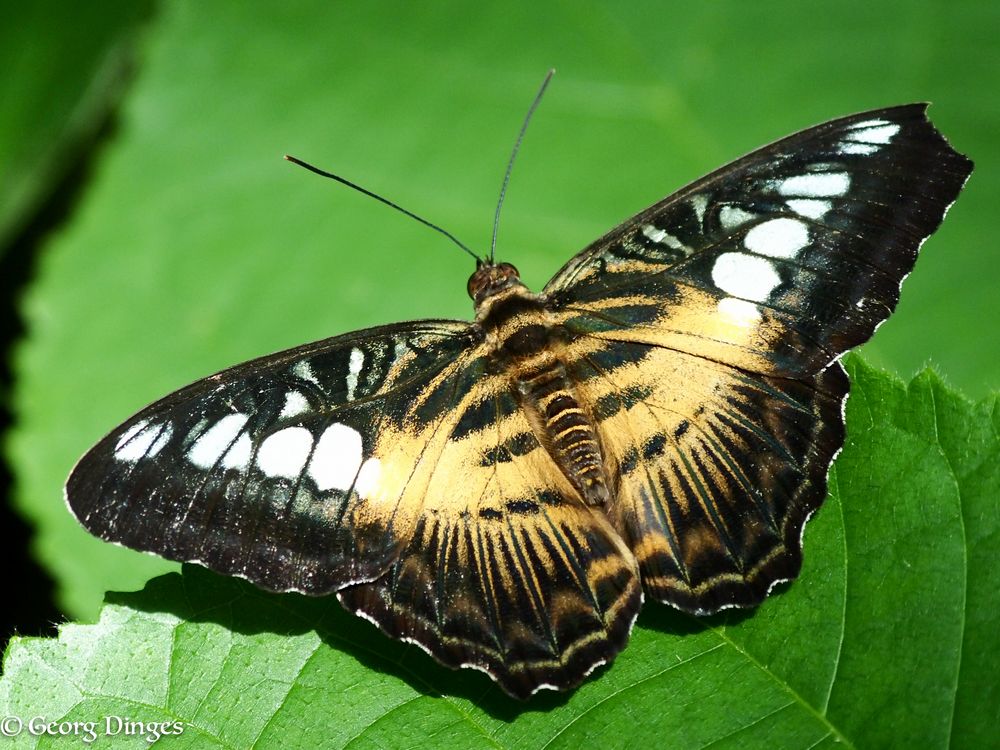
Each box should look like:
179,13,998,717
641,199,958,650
284,154,482,263
490,69,555,263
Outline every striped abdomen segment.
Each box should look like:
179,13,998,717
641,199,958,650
517,359,609,507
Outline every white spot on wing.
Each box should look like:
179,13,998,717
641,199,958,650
185,417,208,442
188,414,249,469
116,420,148,448
354,457,382,499
839,142,880,156
114,420,149,458
149,428,172,457
838,121,900,156
850,121,900,144
393,341,408,366
257,426,314,479
292,360,319,385
719,206,755,230
776,172,850,198
309,423,363,491
114,419,173,462
690,194,709,224
221,433,253,470
744,217,809,258
279,390,309,419
642,224,666,243
718,297,761,327
347,347,364,401
711,252,781,302
786,199,832,219
641,224,687,251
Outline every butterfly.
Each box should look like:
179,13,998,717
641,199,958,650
67,101,971,699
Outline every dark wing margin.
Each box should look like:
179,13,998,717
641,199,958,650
65,320,473,594
547,104,973,376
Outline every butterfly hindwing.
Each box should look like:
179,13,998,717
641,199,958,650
339,501,640,699
339,380,641,698
548,104,973,376
566,337,847,612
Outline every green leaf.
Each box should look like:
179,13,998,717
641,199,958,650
9,1,994,626
3,361,996,747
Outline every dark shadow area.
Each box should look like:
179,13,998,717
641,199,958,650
640,597,758,632
114,565,563,719
0,147,105,651
0,40,147,653
110,564,781,721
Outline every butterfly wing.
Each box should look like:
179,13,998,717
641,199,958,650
548,104,973,376
548,104,972,612
67,321,474,593
67,319,641,697
566,337,846,612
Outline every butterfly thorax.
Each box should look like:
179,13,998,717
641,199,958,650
471,262,611,508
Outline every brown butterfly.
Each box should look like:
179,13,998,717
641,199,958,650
66,86,971,698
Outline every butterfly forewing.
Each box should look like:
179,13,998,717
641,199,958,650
67,321,473,593
66,102,972,699
548,104,973,375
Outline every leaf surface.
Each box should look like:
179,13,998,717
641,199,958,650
3,361,995,748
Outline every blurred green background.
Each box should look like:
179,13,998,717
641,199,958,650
1,1,996,638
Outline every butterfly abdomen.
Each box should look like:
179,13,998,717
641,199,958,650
479,284,610,508
515,359,609,507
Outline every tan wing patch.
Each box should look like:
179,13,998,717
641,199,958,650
571,339,847,614
566,286,787,372
340,357,642,698
560,283,828,379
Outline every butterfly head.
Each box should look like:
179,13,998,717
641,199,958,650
467,261,525,307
